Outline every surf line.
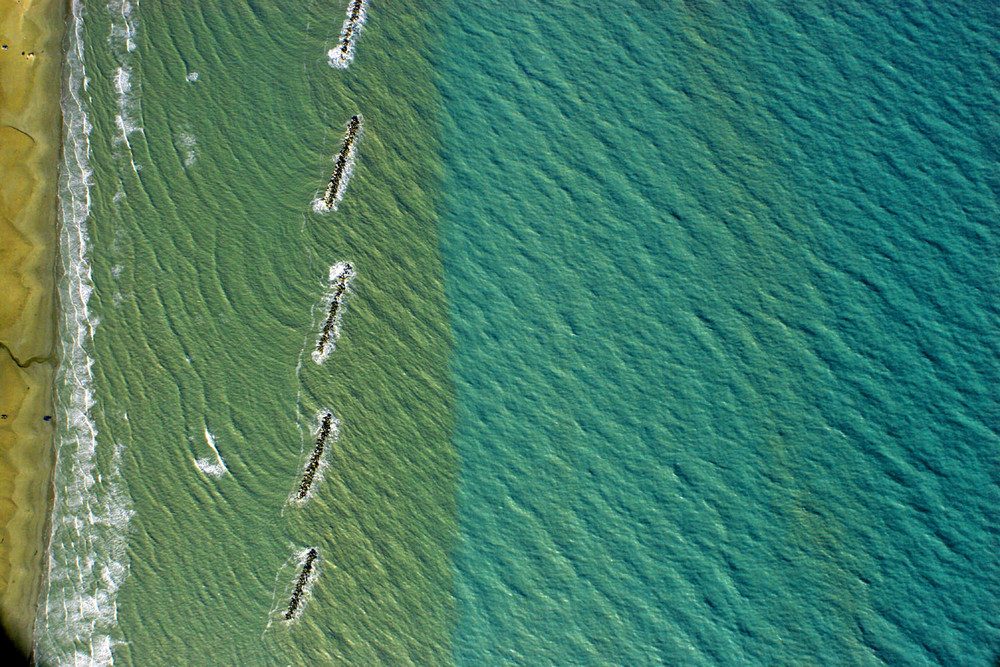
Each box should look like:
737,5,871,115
294,412,337,502
328,0,368,69
317,114,362,212
285,548,320,621
313,262,355,364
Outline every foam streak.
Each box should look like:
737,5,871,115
108,2,142,174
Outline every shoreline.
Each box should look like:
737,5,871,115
0,0,66,657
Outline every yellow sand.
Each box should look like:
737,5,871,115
0,0,65,655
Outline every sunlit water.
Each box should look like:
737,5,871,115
35,1,998,665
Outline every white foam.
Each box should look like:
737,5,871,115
327,0,368,69
108,2,142,173
111,64,141,173
185,71,199,82
328,261,352,284
108,1,138,52
114,114,141,175
111,65,131,96
194,428,228,477
311,196,329,214
311,263,355,364
33,4,134,665
176,132,197,167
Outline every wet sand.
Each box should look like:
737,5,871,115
0,0,65,655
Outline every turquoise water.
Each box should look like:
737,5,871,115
438,1,998,665
34,0,999,665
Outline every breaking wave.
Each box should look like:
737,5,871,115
32,3,134,665
109,1,142,173
194,428,227,478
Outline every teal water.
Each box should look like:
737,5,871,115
437,1,999,665
34,0,999,665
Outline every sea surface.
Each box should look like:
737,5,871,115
34,1,999,665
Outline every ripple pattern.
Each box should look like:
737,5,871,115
48,1,457,664
438,1,1000,664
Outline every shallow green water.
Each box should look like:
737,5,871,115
39,1,456,664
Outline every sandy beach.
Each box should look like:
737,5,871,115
0,0,65,656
